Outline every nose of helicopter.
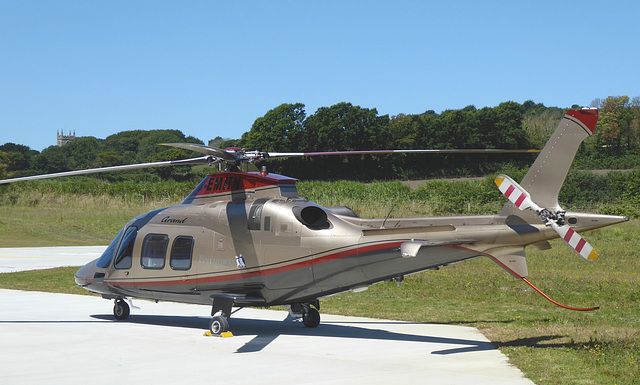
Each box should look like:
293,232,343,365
75,259,108,295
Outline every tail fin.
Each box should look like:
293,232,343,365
500,108,598,219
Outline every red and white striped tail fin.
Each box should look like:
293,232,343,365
495,175,542,212
550,222,599,261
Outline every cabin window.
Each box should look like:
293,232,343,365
141,234,169,269
171,236,194,270
114,226,138,269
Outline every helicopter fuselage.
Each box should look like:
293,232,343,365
74,171,625,309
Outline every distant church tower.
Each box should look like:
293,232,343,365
57,130,76,146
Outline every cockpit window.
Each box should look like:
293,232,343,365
96,228,125,268
114,226,138,269
141,234,169,269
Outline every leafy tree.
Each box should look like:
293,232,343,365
0,143,39,173
489,101,530,148
595,96,640,153
276,103,393,179
65,137,103,169
521,105,565,148
218,138,241,149
0,152,9,179
301,102,391,151
208,136,224,147
439,107,480,148
31,146,70,173
0,143,32,155
137,130,188,162
103,130,148,164
4,152,28,172
238,103,306,151
93,151,122,167
389,113,420,149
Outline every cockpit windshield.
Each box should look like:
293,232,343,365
96,228,125,268
114,226,138,269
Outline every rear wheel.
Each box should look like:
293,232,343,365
302,307,320,328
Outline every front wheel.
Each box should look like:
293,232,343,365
302,307,320,328
113,299,130,320
209,315,230,336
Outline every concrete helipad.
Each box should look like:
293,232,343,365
0,247,534,385
0,246,106,273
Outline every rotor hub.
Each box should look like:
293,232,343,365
538,208,565,226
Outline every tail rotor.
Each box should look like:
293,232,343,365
495,174,598,262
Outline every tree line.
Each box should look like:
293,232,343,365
0,130,204,182
219,101,539,179
1,96,639,182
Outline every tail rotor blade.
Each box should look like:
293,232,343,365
495,173,600,262
494,174,542,212
549,222,599,262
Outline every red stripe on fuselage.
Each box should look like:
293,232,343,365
106,241,404,287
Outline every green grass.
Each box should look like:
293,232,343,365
0,184,639,384
0,266,92,295
0,196,181,247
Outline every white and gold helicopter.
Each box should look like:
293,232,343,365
0,108,627,336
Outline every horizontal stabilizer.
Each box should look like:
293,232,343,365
400,240,473,258
486,247,528,278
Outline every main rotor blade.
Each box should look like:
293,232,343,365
0,156,213,184
160,143,237,161
265,148,540,159
549,222,599,262
494,174,542,212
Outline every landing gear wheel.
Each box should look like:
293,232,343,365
209,315,230,336
113,299,130,320
302,307,320,328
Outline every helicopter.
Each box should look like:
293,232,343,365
0,108,628,336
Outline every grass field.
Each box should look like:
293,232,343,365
0,184,638,385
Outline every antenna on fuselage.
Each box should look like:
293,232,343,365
381,203,397,229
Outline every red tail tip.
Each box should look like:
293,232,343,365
567,108,599,133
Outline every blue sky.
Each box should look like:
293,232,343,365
1,1,638,151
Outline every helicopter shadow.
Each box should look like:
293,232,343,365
91,313,496,355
